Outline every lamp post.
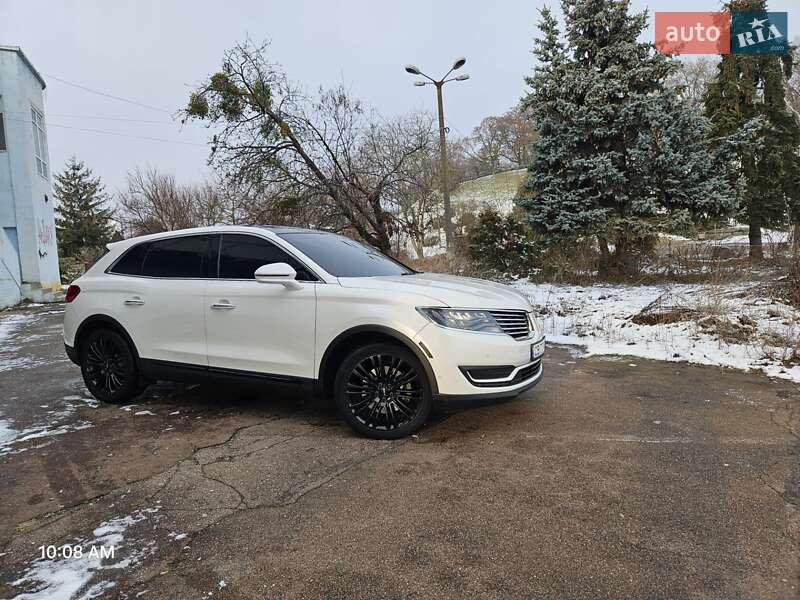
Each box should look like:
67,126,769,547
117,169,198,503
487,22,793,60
405,58,469,252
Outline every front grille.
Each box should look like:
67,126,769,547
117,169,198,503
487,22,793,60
489,310,531,340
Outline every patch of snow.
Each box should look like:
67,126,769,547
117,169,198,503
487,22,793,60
717,229,790,246
0,418,16,446
0,308,68,373
0,399,95,455
0,313,35,344
515,281,800,383
9,507,160,600
659,233,690,242
134,410,155,416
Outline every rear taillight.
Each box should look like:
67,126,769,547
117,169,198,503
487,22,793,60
65,285,81,303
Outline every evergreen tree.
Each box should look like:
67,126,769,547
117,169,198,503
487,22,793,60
54,157,115,259
703,0,800,260
517,1,737,275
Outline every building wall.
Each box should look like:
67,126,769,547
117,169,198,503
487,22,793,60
0,47,60,308
0,227,22,307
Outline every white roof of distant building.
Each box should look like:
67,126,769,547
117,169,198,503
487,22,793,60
0,45,46,89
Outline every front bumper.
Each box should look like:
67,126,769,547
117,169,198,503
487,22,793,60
413,321,545,400
434,362,543,410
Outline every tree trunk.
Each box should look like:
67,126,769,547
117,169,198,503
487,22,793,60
793,222,799,260
374,227,392,256
414,238,425,261
748,218,763,261
597,235,611,275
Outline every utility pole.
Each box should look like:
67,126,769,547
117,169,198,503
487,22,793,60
405,58,469,252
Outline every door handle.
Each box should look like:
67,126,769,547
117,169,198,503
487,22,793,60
210,302,236,310
124,297,145,306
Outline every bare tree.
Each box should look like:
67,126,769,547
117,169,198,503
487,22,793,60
388,113,443,258
118,167,229,236
465,105,537,177
184,40,432,254
667,57,719,107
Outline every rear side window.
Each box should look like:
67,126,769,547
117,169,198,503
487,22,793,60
141,235,212,278
109,243,149,275
219,234,315,281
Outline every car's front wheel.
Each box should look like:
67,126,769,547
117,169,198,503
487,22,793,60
334,343,432,439
80,328,141,404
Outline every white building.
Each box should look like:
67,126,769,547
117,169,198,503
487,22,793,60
0,46,60,308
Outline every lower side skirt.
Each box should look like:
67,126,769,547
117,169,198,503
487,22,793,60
139,358,314,388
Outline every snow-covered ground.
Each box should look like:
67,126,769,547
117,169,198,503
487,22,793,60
716,228,791,246
0,308,68,373
10,506,161,600
515,281,800,383
0,396,95,456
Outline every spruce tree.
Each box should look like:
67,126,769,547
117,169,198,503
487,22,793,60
703,0,800,260
54,157,115,259
518,0,737,275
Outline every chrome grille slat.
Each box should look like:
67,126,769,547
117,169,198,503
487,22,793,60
488,310,531,340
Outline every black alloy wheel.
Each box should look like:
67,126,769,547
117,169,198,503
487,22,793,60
335,343,432,439
80,329,140,404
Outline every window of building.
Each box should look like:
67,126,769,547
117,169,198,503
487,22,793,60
31,107,48,178
0,113,6,152
141,235,213,278
219,234,315,281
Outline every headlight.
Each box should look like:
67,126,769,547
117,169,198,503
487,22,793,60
416,307,502,333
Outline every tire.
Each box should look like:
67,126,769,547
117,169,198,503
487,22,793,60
334,343,432,439
79,328,142,405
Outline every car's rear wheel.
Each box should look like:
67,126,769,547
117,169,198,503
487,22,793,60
80,329,141,404
334,343,432,439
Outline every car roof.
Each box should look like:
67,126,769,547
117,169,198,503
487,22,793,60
106,225,330,250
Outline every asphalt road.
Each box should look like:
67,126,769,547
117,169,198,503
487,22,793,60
0,303,797,599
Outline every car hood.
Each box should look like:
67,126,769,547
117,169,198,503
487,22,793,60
337,273,532,310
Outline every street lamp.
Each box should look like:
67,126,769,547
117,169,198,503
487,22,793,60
405,57,469,252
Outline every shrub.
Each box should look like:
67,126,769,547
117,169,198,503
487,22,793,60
59,246,106,284
466,209,538,277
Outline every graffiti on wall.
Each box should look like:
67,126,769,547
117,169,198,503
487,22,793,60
37,218,54,258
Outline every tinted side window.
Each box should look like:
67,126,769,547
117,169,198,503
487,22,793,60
219,234,315,281
141,235,211,278
110,243,149,275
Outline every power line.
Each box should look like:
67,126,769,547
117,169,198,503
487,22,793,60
41,72,174,114
46,122,206,146
2,116,206,147
48,113,176,124
3,111,176,124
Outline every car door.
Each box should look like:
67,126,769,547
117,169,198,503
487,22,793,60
204,233,318,379
108,234,213,367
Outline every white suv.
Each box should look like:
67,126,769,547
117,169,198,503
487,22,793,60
63,226,545,439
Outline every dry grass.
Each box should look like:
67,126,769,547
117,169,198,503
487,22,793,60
697,314,757,344
760,326,800,366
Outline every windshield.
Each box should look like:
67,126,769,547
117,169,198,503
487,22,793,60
278,233,414,277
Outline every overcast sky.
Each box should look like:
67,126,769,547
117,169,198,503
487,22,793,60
2,0,797,197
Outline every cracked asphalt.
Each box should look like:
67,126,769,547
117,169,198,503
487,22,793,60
0,302,798,599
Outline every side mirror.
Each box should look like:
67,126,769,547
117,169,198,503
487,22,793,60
254,263,301,290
